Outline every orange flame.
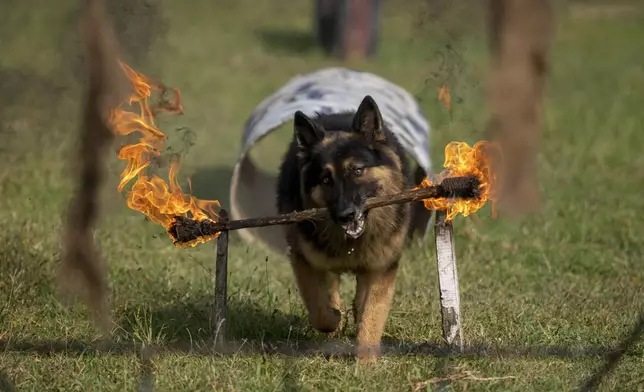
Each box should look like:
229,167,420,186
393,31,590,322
109,61,220,247
438,84,452,111
418,140,500,221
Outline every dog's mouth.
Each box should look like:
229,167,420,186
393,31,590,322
341,212,367,239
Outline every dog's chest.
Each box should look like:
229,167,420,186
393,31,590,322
294,231,403,272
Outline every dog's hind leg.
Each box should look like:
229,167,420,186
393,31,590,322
353,262,399,363
291,256,343,334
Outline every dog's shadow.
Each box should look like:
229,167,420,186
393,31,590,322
115,295,310,346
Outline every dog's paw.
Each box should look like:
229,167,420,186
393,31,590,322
356,344,381,364
310,307,343,334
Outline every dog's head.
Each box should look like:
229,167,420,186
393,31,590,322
294,95,406,239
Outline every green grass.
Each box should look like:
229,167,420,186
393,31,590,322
2,0,644,390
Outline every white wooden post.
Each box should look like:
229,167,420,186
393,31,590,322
434,210,464,351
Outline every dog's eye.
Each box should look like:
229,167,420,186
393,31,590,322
353,167,364,177
321,176,331,185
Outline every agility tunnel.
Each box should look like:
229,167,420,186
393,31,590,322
229,67,434,252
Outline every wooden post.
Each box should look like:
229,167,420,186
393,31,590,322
434,210,464,350
213,209,229,345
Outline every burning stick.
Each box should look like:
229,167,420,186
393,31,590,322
168,175,482,245
109,62,221,249
108,59,500,247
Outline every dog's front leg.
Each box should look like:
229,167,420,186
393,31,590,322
291,256,344,333
354,262,399,363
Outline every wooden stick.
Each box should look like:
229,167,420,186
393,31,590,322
434,210,463,351
213,210,229,345
169,175,480,245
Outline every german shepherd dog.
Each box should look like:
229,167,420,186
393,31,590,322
276,95,411,362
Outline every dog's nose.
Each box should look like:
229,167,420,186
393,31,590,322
337,207,357,224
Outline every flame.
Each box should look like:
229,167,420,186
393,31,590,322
109,60,220,247
418,140,501,221
438,84,452,111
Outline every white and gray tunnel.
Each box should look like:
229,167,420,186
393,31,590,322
229,67,434,253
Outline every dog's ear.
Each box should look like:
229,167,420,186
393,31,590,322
352,95,385,142
294,111,323,154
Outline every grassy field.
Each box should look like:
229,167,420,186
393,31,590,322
1,0,644,390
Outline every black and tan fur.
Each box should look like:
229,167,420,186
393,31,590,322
276,95,412,362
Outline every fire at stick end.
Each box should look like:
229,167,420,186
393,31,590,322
167,174,484,247
168,216,221,248
433,175,481,200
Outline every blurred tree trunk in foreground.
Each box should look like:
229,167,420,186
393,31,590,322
486,0,554,217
